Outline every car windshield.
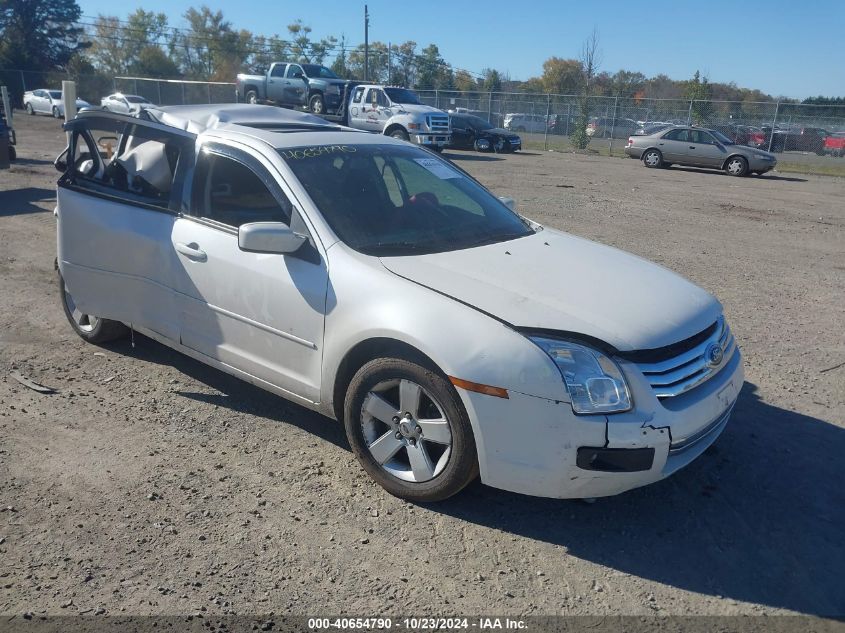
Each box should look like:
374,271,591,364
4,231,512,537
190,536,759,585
302,65,338,79
384,88,421,105
710,130,734,145
126,96,149,103
278,143,534,255
464,115,493,130
48,91,62,99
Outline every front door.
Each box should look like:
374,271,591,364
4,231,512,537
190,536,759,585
688,130,727,167
57,114,194,341
170,141,328,402
283,64,308,107
266,63,287,103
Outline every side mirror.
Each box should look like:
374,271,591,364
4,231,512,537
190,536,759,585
498,196,516,211
238,222,307,254
54,148,68,173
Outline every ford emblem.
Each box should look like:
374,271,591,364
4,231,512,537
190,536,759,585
705,342,724,368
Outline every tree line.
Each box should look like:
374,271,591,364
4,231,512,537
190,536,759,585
1,0,842,111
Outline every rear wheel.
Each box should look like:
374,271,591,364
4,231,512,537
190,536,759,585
309,93,325,114
643,149,663,168
724,155,748,177
245,89,258,105
59,272,128,344
52,106,60,118
344,357,478,502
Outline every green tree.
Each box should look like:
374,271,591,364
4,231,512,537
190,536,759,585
89,9,169,76
287,19,336,64
390,41,417,87
329,36,349,78
348,41,388,82
454,69,476,92
170,7,251,80
540,57,582,94
685,70,712,124
481,68,502,92
130,45,180,78
0,0,88,70
571,29,601,150
416,44,447,89
249,35,290,74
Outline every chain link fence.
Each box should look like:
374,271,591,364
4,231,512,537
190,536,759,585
0,69,236,109
418,90,845,172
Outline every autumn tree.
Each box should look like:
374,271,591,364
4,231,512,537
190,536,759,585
0,0,88,69
169,7,251,80
571,28,601,149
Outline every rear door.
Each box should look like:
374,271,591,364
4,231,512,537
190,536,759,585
57,114,195,341
347,86,366,128
659,128,691,162
266,63,287,103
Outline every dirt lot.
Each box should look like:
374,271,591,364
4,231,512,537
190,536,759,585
1,112,844,620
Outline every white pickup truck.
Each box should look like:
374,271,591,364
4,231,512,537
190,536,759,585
340,85,451,151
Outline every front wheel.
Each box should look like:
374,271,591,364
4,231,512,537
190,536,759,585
52,106,61,118
59,272,128,344
389,128,410,142
344,357,478,502
643,149,663,168
26,103,35,115
309,93,325,114
724,156,748,177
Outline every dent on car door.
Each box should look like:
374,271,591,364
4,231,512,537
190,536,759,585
170,142,328,402
57,115,194,341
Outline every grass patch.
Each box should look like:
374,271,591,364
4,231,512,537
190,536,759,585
775,162,845,178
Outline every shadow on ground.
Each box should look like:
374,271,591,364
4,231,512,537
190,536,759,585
107,335,845,615
444,153,504,162
666,166,808,182
0,186,56,216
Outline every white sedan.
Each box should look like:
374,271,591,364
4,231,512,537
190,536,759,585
101,93,155,114
24,89,90,117
55,105,744,502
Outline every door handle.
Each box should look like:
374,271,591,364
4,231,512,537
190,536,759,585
175,242,207,262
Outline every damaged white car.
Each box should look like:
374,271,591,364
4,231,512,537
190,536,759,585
55,105,744,502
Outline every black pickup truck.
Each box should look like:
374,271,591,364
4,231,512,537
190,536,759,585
236,62,348,115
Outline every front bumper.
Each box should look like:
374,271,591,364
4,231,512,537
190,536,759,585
414,134,451,147
458,344,744,499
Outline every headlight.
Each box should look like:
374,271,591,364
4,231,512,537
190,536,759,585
529,337,632,414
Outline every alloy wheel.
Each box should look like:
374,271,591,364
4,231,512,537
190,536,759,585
360,379,453,483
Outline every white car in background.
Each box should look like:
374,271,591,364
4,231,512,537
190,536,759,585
24,89,90,118
504,113,548,133
101,93,156,114
55,104,744,502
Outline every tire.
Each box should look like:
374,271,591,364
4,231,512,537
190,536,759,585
724,155,748,177
245,89,258,105
309,93,325,114
26,103,34,115
389,128,410,142
52,106,60,118
642,149,663,168
343,357,478,502
59,271,128,344
8,146,15,161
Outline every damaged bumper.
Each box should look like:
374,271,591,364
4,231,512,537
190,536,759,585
457,347,744,499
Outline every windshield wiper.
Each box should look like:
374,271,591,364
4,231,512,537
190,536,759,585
460,231,531,249
362,241,436,255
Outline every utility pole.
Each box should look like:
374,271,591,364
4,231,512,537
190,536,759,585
364,5,369,82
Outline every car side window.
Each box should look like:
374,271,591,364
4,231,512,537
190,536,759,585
663,129,690,142
374,91,389,107
270,64,287,78
65,119,188,210
352,87,365,103
192,151,291,229
288,65,304,79
690,130,713,144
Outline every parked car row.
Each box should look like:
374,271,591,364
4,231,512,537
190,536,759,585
23,90,157,118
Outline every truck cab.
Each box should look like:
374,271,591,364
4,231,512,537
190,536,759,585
347,85,451,150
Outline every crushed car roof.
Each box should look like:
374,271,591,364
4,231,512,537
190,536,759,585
141,104,341,135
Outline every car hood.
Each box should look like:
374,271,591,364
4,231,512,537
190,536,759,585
379,228,722,352
482,127,520,138
392,103,447,116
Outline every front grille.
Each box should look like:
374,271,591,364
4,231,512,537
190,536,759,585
427,114,450,133
634,317,736,399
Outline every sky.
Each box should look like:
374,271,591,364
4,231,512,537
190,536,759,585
76,0,845,99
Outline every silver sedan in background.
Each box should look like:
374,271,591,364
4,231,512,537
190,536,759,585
100,93,156,114
625,125,777,176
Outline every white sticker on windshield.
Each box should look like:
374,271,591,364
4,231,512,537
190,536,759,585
414,158,461,179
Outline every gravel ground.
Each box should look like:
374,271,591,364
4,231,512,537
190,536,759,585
1,113,844,620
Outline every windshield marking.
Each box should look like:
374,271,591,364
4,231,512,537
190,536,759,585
279,145,357,160
413,158,461,179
